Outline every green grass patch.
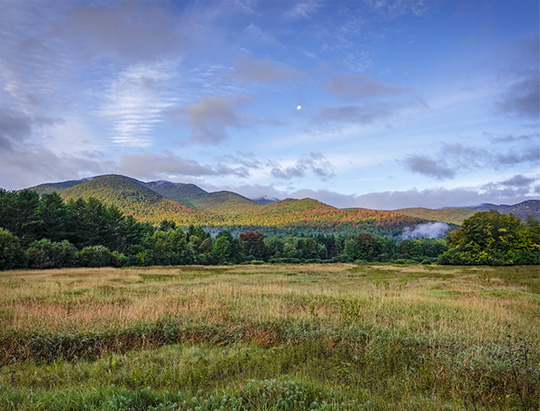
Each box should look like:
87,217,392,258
138,273,176,281
0,263,538,410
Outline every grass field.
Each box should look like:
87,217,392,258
0,263,538,410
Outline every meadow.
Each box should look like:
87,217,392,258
0,263,538,410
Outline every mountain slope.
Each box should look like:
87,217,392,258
28,178,93,195
22,174,537,235
471,200,539,220
253,196,279,205
229,198,428,235
144,181,260,212
60,175,216,225
396,200,539,225
24,176,429,235
142,181,207,208
394,208,478,225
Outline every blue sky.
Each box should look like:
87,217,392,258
1,0,538,209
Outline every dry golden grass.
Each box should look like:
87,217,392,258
1,264,538,346
0,263,538,410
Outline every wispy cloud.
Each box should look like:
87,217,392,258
229,55,301,84
284,1,321,19
51,2,189,63
166,96,249,144
0,109,110,189
99,61,179,147
364,0,433,19
271,152,335,181
323,73,410,99
118,151,249,180
353,174,539,209
311,102,403,132
213,172,539,209
403,154,457,180
496,69,539,119
403,139,540,180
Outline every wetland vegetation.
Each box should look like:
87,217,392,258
0,263,538,410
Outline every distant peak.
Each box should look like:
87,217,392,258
253,196,279,205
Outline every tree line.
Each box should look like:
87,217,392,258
0,190,538,269
0,190,449,269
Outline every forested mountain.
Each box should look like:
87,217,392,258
252,196,279,205
1,190,537,270
60,175,216,225
19,174,538,235
471,200,539,220
28,178,93,195
21,175,429,236
395,201,539,224
143,180,260,212
394,208,478,225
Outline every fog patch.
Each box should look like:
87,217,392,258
402,222,450,239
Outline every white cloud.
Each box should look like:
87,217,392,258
98,60,179,147
118,151,249,180
284,1,322,19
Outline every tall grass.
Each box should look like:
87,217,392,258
0,264,538,410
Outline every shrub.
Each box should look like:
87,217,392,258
112,251,130,267
78,245,115,267
27,239,78,269
0,228,27,270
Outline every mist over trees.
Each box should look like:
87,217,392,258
0,189,538,269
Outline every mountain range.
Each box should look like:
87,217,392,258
23,174,539,235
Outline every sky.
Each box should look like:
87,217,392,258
1,0,539,210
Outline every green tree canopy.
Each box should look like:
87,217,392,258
439,211,540,265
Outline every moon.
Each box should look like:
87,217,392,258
296,105,302,110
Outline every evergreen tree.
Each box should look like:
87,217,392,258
12,190,41,246
37,192,68,242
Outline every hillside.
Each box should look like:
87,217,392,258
227,198,428,236
21,175,430,236
21,174,537,235
60,175,217,225
142,181,207,208
29,178,93,195
394,207,478,225
394,200,539,225
144,181,260,212
471,200,539,220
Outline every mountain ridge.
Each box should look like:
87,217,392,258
59,175,217,225
142,180,260,212
19,175,539,228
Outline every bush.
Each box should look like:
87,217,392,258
136,249,155,266
78,245,115,267
0,228,27,270
27,239,78,269
112,251,130,267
